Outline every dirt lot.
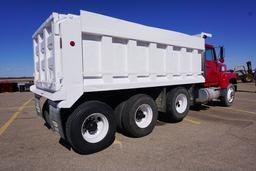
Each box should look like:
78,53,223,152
0,83,256,171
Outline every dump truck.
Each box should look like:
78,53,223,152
31,10,237,154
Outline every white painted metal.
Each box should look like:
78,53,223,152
32,13,64,93
81,113,109,143
194,32,212,39
31,10,206,108
175,94,188,114
135,104,153,128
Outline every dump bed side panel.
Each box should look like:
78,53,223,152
80,11,205,92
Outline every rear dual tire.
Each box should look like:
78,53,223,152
165,87,190,122
42,100,51,128
65,94,158,154
114,101,126,132
65,101,116,154
115,94,158,138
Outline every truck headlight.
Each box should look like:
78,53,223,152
221,66,226,72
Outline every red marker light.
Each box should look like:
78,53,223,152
70,41,75,47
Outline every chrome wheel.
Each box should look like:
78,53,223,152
227,86,235,103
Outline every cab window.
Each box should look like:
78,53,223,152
205,48,214,61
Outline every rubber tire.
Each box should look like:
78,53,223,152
122,94,158,138
42,100,51,128
65,101,116,154
245,74,253,82
220,84,235,107
166,87,190,122
114,101,126,132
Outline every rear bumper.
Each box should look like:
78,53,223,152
30,85,66,101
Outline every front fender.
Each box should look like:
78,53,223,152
219,72,238,89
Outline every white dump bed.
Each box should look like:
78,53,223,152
31,10,205,108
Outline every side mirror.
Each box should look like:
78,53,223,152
219,46,225,63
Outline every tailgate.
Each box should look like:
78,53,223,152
32,13,65,92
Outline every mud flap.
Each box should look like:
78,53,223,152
48,101,65,139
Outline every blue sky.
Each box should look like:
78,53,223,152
0,0,255,77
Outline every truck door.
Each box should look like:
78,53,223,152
205,47,219,85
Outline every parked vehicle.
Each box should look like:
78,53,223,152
234,61,254,82
31,11,237,154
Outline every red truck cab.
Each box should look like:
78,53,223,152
204,44,237,90
193,43,237,107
